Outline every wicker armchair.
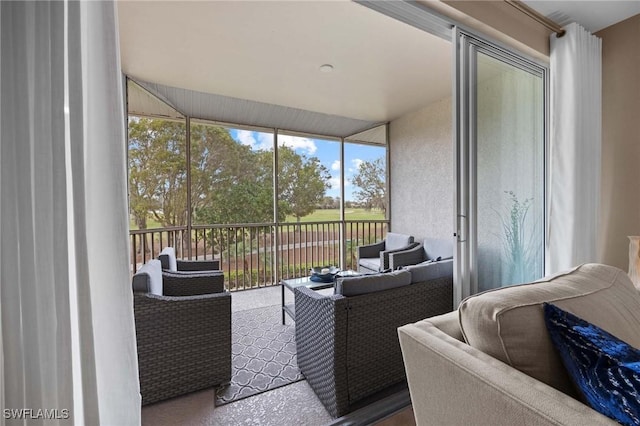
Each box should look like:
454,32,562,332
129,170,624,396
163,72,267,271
158,246,220,272
357,232,417,273
132,259,231,405
295,270,453,417
389,237,454,270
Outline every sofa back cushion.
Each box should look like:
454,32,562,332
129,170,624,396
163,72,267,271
458,263,640,398
405,259,453,283
385,233,413,251
132,259,163,295
335,270,411,296
423,238,453,261
158,246,178,271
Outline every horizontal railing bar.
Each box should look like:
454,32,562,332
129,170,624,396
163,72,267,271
192,222,276,229
190,219,389,229
129,226,187,235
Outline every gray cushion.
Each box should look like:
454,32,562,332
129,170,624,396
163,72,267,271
423,238,453,261
132,259,163,295
158,246,178,271
405,259,453,283
358,257,381,272
385,232,413,251
335,270,411,296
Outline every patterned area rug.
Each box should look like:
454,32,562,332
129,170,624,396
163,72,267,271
215,305,304,405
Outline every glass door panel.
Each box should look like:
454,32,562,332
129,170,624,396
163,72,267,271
455,32,547,300
475,52,545,291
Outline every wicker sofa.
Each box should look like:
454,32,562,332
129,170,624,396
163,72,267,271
398,263,639,425
357,232,417,273
132,259,231,405
295,267,453,418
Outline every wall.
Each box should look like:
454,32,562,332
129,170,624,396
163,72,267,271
596,14,640,270
389,97,453,242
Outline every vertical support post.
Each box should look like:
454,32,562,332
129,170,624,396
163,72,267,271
384,123,391,229
186,116,193,259
340,137,346,270
273,129,280,284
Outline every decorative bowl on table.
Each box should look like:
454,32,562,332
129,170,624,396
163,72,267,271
309,266,341,283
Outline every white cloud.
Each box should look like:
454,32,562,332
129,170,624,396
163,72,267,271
348,158,364,174
256,133,274,151
331,160,341,171
234,130,274,151
329,176,341,190
236,130,257,148
277,134,317,155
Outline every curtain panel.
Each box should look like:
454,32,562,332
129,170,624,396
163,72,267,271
0,1,140,424
547,23,602,274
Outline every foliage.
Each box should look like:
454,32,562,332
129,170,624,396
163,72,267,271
277,146,331,222
128,118,333,253
190,124,275,226
128,118,188,229
352,157,386,212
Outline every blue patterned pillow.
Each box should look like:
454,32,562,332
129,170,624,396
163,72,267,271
543,303,640,425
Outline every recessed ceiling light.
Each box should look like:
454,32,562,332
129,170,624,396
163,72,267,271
319,64,334,73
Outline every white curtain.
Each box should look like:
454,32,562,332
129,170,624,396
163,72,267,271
547,23,602,274
1,1,140,425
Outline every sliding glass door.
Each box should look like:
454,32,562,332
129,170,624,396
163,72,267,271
455,31,546,300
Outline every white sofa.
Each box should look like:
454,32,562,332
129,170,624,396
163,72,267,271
398,263,640,425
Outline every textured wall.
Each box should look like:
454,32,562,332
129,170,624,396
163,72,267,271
597,15,640,270
389,97,453,242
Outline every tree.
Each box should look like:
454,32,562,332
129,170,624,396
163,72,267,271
352,158,386,212
320,196,339,209
277,146,331,222
128,120,332,234
128,118,188,229
190,124,275,225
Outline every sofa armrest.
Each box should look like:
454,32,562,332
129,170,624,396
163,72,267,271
380,242,420,270
294,287,349,418
357,240,386,259
389,244,426,269
398,321,615,426
162,271,225,296
428,311,464,342
177,259,220,272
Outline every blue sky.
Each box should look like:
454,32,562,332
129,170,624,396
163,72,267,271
229,129,385,201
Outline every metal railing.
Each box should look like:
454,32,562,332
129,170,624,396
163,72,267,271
130,220,388,291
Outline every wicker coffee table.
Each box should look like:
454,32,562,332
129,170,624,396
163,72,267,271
280,276,334,325
280,271,361,324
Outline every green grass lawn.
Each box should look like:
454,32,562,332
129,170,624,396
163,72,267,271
285,208,385,222
130,208,385,230
130,217,163,231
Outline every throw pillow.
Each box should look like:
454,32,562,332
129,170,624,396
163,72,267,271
544,303,640,426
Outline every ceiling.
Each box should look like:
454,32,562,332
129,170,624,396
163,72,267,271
118,1,640,128
523,0,640,33
118,1,452,125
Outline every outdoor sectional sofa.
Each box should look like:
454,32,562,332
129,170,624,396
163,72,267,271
294,266,453,418
398,263,639,425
